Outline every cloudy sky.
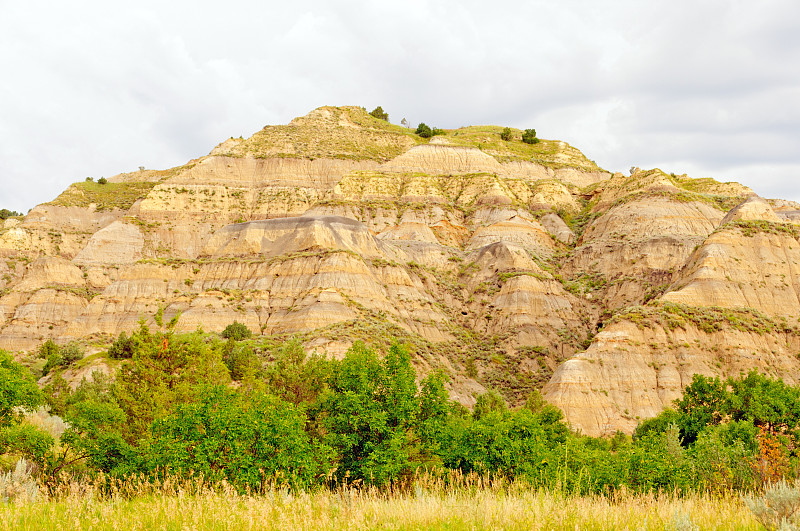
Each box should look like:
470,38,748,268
1,0,799,212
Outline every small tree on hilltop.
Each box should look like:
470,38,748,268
500,127,513,141
369,106,389,121
522,128,539,144
415,123,433,138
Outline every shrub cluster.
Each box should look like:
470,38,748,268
415,123,445,138
369,106,388,121
38,340,83,376
522,128,539,144
1,329,799,496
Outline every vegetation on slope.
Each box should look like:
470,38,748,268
47,180,158,211
730,219,800,239
213,106,424,162
212,106,604,172
441,125,602,171
2,327,799,503
611,301,796,335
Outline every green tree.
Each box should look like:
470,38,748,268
263,339,330,406
60,397,133,475
0,424,54,470
317,343,418,485
676,374,728,445
113,325,229,441
726,370,800,439
369,106,389,121
108,332,135,359
522,128,538,144
622,425,694,492
0,350,44,427
500,127,513,141
447,408,556,480
473,390,507,421
222,340,259,381
415,123,433,138
0,209,21,219
415,371,451,454
145,386,329,490
221,321,252,341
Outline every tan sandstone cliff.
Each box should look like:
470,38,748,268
2,105,796,432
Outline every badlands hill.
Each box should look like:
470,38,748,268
2,105,800,436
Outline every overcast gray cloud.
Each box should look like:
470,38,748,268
1,0,798,212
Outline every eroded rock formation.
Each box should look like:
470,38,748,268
2,105,797,434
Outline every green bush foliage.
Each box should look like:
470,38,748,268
5,328,800,495
221,321,252,341
500,127,513,141
522,128,539,144
0,350,44,427
0,209,21,219
317,343,420,485
108,332,135,359
145,386,329,490
38,341,83,376
369,106,389,121
415,123,433,138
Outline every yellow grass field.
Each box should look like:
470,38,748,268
0,476,762,530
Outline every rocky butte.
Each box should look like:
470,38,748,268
2,105,799,436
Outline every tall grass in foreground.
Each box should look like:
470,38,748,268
0,472,763,531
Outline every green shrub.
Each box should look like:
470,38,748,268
0,424,54,470
38,340,59,361
39,341,83,375
369,106,388,121
145,386,328,490
522,128,538,144
500,127,513,141
108,332,135,359
97,177,108,185
415,123,433,138
0,351,44,427
222,341,258,381
60,343,83,365
318,343,418,485
221,321,252,341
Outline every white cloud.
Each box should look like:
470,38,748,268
1,0,798,211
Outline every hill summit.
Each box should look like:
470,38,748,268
2,105,799,435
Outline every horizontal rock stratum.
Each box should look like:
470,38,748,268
2,105,799,435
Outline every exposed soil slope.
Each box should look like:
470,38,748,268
2,106,797,434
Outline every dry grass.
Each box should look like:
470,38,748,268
0,474,761,530
444,125,603,172
47,181,158,211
